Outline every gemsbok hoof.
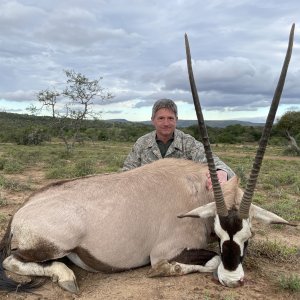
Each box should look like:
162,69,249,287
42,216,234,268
58,280,79,294
147,260,171,277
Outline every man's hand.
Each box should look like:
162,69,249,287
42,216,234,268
206,170,228,190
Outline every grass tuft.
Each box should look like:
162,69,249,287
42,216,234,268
74,159,97,177
2,159,25,174
0,175,32,192
0,195,8,206
263,197,300,221
278,274,300,293
248,239,298,263
0,213,7,224
234,165,247,187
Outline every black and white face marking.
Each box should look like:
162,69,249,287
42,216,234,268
214,210,252,287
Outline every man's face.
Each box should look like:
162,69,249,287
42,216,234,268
152,108,177,139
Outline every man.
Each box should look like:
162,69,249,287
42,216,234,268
122,99,235,189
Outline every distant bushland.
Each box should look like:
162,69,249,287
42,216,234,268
0,111,287,146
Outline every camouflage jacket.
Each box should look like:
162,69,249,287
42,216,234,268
122,129,235,178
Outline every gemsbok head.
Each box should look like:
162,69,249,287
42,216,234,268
180,23,295,287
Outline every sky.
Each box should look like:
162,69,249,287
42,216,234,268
0,0,300,123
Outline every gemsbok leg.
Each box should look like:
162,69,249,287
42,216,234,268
3,255,79,293
148,248,220,277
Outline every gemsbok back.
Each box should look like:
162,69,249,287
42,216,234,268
0,24,295,294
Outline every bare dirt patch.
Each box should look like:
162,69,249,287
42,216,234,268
1,261,299,300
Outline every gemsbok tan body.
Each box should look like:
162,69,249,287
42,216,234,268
0,24,295,293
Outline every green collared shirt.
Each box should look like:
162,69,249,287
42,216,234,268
122,129,235,179
156,134,174,158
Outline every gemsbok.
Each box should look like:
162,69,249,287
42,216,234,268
0,24,295,294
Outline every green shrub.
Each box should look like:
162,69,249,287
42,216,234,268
15,128,50,145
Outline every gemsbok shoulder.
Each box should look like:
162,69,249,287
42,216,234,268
0,24,295,294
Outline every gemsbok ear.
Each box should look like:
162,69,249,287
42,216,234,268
251,204,292,225
178,202,216,219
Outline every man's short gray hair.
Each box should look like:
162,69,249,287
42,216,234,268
151,99,178,119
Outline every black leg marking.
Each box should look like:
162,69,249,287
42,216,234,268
171,248,218,265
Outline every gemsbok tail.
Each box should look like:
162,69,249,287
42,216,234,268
0,218,45,292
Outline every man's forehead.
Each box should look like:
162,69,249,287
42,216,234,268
154,108,177,117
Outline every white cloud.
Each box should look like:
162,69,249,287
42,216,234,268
0,0,299,120
0,90,36,102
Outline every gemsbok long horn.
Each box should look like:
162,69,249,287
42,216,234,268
185,34,228,217
239,24,295,219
